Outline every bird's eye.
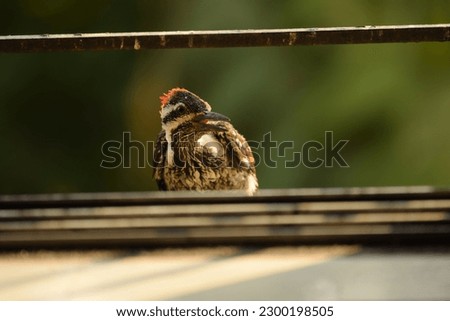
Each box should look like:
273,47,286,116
176,104,187,113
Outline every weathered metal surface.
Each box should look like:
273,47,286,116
1,24,449,53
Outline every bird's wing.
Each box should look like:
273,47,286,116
206,121,255,172
192,114,256,171
220,124,256,171
152,130,168,191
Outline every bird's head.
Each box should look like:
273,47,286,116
159,88,211,128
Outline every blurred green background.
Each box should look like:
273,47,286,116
1,1,449,194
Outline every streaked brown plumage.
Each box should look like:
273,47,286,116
153,88,258,194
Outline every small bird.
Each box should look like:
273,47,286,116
153,88,258,195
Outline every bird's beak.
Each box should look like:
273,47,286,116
193,112,231,123
192,112,230,131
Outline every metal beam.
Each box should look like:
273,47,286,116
1,187,450,248
1,24,449,53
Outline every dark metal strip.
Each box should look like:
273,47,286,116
1,24,449,53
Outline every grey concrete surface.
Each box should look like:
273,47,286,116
173,247,450,300
0,246,448,300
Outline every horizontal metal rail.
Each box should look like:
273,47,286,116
1,187,449,248
1,24,449,53
1,186,449,209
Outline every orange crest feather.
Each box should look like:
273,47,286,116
159,87,188,106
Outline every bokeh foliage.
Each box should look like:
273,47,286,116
1,1,449,194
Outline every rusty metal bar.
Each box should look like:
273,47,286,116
0,24,449,53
